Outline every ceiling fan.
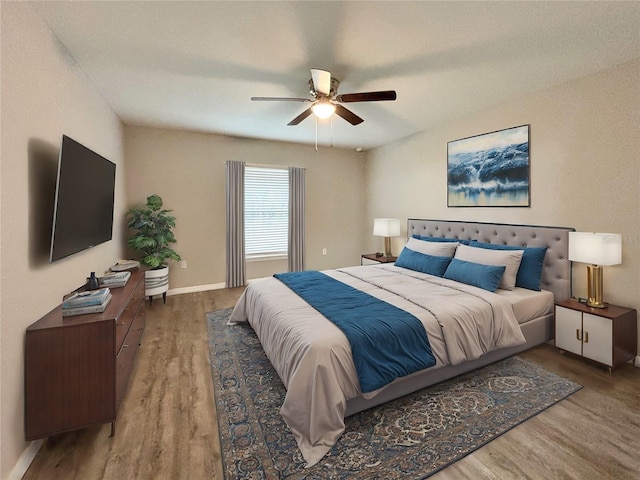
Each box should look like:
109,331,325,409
251,69,397,126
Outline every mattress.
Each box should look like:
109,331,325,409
495,287,554,324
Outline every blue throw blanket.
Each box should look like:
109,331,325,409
273,271,436,393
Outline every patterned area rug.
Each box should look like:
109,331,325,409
207,308,581,479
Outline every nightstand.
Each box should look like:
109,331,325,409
361,253,397,266
554,299,637,370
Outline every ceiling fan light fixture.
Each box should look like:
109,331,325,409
311,101,336,119
253,68,396,126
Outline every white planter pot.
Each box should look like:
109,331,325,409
145,265,169,303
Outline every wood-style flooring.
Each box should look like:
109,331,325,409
24,288,640,479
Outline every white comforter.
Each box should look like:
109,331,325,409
228,264,526,466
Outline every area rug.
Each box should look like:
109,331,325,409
207,308,581,479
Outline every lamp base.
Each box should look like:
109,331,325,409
586,264,607,309
586,300,608,309
384,237,392,257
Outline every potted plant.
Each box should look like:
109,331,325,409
126,194,181,303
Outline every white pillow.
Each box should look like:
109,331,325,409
405,237,459,257
453,244,524,290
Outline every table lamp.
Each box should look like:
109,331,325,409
373,218,401,257
568,232,621,308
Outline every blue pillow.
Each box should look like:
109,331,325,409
443,258,506,292
395,248,452,277
412,234,470,245
469,241,547,291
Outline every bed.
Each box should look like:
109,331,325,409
229,219,574,466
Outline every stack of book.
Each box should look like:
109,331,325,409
62,288,112,317
99,271,131,288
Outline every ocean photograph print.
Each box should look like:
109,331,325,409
447,125,530,207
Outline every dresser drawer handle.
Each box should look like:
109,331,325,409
584,331,589,344
576,329,581,341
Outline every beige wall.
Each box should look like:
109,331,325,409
0,3,125,477
123,127,368,288
366,59,640,351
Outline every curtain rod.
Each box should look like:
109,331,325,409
245,163,305,170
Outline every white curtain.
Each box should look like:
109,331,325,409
288,167,305,272
225,160,246,287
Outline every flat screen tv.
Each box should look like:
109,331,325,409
49,135,116,262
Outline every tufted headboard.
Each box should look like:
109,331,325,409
407,219,575,301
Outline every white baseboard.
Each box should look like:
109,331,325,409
167,278,261,297
167,282,226,296
8,440,43,480
634,356,640,368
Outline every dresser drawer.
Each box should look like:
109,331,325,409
115,281,145,353
115,316,144,408
131,304,145,336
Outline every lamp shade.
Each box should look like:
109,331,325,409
568,232,622,266
373,218,401,237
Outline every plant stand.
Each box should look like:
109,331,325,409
145,265,169,305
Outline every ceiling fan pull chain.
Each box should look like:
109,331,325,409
315,116,318,152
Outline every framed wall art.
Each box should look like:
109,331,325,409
447,125,530,207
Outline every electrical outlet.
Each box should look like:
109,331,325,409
322,248,327,256
180,260,187,269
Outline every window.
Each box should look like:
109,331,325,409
244,166,289,259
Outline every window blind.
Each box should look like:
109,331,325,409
245,166,289,257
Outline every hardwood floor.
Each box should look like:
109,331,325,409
24,289,640,479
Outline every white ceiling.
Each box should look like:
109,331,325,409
31,1,640,151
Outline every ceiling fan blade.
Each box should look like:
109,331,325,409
310,69,332,96
334,104,364,125
336,90,397,103
287,108,314,126
251,96,310,102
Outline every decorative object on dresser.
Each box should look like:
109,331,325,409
62,287,110,307
361,253,397,265
447,125,530,207
372,218,400,257
24,269,145,440
126,194,181,304
110,259,140,272
86,271,100,290
61,287,112,317
555,299,637,371
568,231,622,308
99,270,131,288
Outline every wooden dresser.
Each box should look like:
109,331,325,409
25,269,145,440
